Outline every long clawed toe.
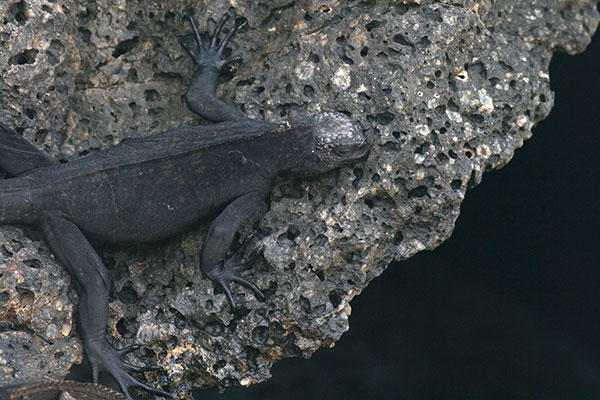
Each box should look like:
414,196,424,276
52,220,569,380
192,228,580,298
117,344,141,356
210,13,230,48
182,13,245,68
88,341,174,399
127,363,163,373
122,379,175,400
211,246,266,309
90,361,173,399
179,37,197,59
217,20,247,55
216,274,266,310
230,275,266,302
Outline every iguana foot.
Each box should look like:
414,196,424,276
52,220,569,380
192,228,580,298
207,246,266,309
86,339,174,399
180,13,245,70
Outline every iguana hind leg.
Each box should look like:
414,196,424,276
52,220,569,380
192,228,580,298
180,14,248,122
38,214,173,399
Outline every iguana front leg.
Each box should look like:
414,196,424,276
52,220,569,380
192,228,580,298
38,215,173,399
180,14,247,122
202,192,268,308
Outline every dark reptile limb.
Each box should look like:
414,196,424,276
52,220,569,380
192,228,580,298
201,191,268,308
180,13,247,122
38,215,173,399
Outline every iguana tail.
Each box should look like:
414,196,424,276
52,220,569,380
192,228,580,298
0,181,36,225
0,121,54,177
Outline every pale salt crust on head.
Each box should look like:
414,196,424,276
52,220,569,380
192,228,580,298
314,112,365,147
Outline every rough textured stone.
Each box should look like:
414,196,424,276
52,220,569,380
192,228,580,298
0,226,80,381
0,0,598,397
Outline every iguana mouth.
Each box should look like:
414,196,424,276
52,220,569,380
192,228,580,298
356,145,370,160
340,144,370,165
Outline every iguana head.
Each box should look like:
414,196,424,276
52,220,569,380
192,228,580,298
308,112,369,172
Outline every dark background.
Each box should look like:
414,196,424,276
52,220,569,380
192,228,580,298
202,25,600,400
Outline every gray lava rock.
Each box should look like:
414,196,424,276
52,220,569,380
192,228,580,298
1,0,598,397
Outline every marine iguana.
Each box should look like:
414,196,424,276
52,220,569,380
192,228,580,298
0,13,369,398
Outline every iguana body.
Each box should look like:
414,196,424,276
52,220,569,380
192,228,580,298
1,119,307,244
0,14,368,398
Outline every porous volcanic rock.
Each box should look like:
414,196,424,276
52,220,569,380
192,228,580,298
1,0,598,397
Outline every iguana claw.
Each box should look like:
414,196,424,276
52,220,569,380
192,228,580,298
181,13,245,69
209,245,266,309
87,340,174,399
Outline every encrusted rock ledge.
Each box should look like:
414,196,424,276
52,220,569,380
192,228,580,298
1,0,598,397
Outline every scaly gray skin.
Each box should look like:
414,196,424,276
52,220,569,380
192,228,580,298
0,14,369,398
